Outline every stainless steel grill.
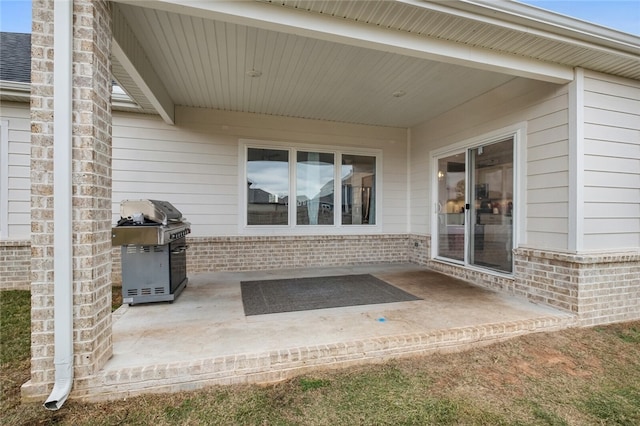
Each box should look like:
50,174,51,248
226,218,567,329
112,200,191,305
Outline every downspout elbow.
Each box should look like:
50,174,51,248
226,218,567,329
44,360,73,410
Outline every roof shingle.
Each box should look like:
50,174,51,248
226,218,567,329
0,32,31,83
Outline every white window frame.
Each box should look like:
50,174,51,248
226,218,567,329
239,139,383,235
0,120,9,239
429,122,527,275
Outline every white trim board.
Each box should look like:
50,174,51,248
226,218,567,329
568,68,585,253
0,120,8,239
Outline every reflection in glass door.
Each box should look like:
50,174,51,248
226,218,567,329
469,139,514,273
436,152,466,263
436,138,514,274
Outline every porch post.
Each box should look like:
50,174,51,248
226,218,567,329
23,0,113,401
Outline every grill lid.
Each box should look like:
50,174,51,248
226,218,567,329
119,199,183,226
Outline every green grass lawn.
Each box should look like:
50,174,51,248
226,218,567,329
2,289,639,425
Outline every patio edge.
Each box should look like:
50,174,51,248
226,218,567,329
74,314,577,402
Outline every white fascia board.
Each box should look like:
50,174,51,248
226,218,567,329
112,0,573,84
469,0,640,51
427,0,640,58
0,81,30,99
112,4,175,124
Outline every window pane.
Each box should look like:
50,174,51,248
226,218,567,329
436,152,466,262
297,151,335,225
247,148,289,225
341,154,376,225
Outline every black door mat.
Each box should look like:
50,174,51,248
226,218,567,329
240,274,421,316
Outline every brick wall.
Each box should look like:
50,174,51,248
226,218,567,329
0,240,31,290
70,0,113,384
4,234,434,289
428,259,516,294
23,0,113,402
188,234,411,272
408,234,430,266
27,0,57,398
429,249,640,326
16,234,426,287
112,234,414,284
514,248,640,325
514,249,579,312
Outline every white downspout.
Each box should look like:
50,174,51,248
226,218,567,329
44,0,74,411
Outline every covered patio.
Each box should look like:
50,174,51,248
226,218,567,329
75,264,576,401
19,0,639,408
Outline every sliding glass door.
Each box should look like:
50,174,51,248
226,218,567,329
436,152,466,262
435,138,514,274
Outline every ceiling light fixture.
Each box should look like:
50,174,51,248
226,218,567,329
246,69,262,78
392,90,406,98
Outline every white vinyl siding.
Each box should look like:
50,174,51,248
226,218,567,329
113,107,408,236
582,71,640,250
112,112,239,236
526,101,570,251
0,103,31,240
381,156,407,228
411,77,570,251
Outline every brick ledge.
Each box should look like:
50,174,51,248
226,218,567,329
515,248,640,264
0,239,30,247
187,234,410,243
66,315,576,403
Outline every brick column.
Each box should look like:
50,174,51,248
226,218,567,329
24,0,112,401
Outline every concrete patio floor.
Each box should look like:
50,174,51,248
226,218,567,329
78,264,577,401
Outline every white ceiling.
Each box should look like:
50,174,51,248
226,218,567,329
113,2,516,128
111,0,639,128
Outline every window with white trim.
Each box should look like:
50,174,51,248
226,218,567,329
247,148,289,225
243,143,379,229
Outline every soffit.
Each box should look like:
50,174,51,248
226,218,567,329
113,2,516,128
111,0,639,127
111,57,157,113
265,0,640,80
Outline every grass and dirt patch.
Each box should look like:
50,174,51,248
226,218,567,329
2,288,639,425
